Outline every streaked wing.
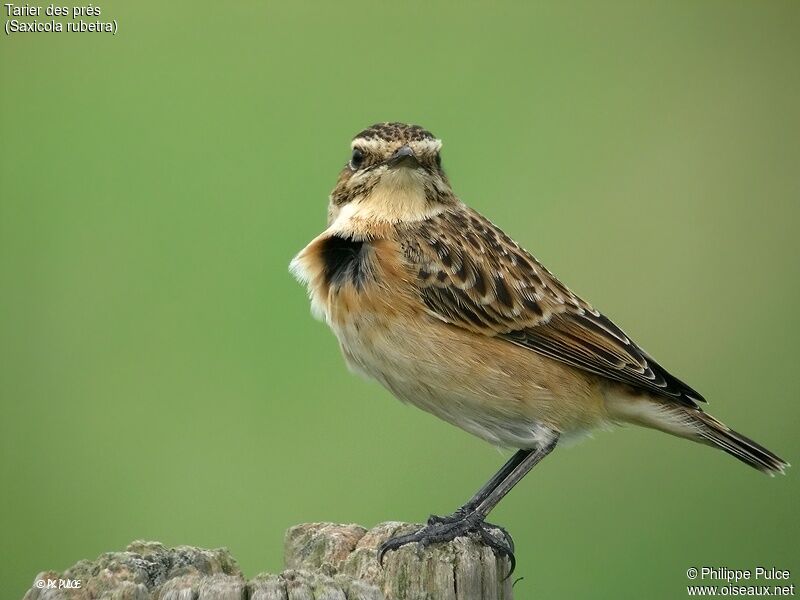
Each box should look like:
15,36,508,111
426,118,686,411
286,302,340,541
400,206,704,408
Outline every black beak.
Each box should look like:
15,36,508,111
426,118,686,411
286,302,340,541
387,145,419,168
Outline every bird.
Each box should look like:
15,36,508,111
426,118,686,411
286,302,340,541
289,122,788,572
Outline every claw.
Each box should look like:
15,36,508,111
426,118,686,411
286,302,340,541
484,521,515,554
375,516,516,578
377,542,388,566
477,525,516,577
377,529,422,565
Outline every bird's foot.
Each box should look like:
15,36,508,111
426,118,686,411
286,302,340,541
426,507,469,525
427,510,515,556
377,514,516,575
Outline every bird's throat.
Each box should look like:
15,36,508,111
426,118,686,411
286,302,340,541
329,172,443,238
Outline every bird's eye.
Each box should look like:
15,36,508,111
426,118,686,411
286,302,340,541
435,152,442,168
350,148,365,170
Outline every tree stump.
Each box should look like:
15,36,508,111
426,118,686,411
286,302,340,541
22,522,513,600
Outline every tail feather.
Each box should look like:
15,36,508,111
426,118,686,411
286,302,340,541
607,397,788,475
693,412,789,476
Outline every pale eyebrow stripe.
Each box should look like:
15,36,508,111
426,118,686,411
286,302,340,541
351,138,443,153
351,138,390,153
415,139,443,153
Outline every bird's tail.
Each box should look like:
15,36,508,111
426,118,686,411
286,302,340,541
690,411,788,475
608,397,789,475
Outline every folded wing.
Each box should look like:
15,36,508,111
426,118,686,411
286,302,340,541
401,206,704,409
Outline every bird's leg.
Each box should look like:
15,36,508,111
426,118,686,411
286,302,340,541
378,433,559,576
427,448,533,525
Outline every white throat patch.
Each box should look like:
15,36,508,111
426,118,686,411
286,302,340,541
330,167,443,234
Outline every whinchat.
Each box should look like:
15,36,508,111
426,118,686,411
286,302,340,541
290,122,787,571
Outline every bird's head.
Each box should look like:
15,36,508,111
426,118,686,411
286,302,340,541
327,123,456,228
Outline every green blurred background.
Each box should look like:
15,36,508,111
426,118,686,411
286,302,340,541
1,1,798,598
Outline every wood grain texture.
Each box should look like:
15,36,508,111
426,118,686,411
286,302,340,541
22,523,514,600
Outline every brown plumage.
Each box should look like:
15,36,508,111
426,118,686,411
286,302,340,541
290,122,787,569
402,207,704,407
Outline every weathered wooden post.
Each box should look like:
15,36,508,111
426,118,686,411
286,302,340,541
22,522,514,600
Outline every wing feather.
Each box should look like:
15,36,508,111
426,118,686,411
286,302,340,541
401,206,704,408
